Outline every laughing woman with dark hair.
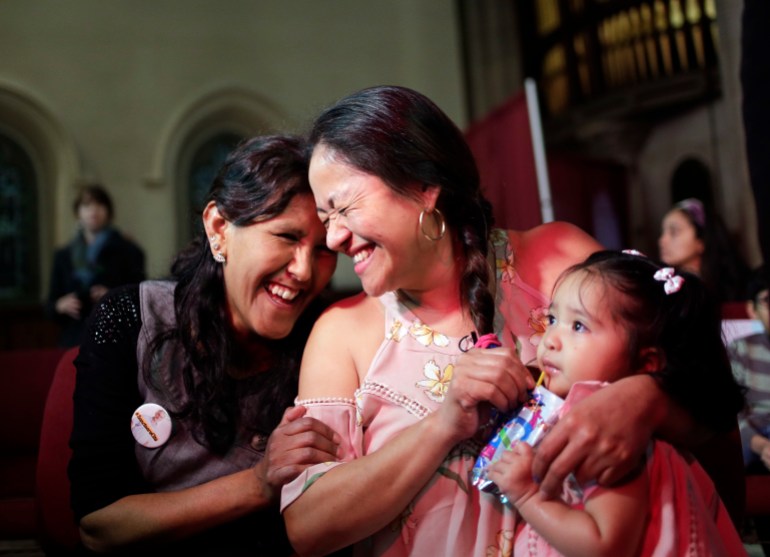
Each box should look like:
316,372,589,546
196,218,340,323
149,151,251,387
68,135,341,555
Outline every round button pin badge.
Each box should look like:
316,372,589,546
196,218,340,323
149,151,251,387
131,402,172,448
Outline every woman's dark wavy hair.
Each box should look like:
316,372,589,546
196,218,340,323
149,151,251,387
309,85,496,335
146,135,325,454
559,250,745,433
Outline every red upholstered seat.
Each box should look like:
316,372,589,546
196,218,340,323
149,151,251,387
35,346,80,553
0,347,66,538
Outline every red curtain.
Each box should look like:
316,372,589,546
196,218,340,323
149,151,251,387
464,92,628,247
465,92,542,231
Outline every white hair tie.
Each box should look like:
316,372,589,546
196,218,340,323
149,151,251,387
653,267,685,295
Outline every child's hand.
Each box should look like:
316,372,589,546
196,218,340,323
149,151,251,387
486,442,539,508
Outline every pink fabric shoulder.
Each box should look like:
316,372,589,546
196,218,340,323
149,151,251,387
516,382,746,556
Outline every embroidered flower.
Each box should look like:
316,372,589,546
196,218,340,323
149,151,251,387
527,306,549,346
387,319,408,342
486,529,514,557
490,228,508,246
409,321,449,347
416,359,453,402
489,229,515,283
496,245,515,284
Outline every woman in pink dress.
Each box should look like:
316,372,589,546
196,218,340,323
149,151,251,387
280,86,743,556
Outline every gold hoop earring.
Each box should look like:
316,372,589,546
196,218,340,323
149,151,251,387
419,208,446,242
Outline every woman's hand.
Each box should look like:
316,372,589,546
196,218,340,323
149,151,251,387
487,442,539,508
532,376,660,497
56,292,82,318
254,406,341,502
437,346,534,444
90,284,109,302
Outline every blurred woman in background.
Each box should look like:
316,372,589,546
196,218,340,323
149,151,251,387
659,197,750,302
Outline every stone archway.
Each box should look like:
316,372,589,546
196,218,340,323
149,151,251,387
0,83,81,300
147,86,287,250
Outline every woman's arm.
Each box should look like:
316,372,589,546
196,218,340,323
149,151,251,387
489,443,648,557
531,373,703,496
284,297,533,556
79,405,338,552
79,468,268,552
72,288,340,552
511,221,603,296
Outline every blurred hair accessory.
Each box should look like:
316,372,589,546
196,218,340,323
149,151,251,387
675,198,706,229
622,249,646,257
653,267,684,295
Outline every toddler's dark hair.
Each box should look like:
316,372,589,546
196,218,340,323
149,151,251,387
559,250,744,433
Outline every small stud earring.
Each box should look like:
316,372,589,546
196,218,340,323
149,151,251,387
214,252,226,264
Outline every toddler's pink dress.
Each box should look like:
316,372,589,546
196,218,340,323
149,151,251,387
516,382,746,557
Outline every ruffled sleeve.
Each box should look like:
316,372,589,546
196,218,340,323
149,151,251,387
280,398,360,513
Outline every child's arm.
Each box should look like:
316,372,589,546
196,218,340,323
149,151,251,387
487,443,649,557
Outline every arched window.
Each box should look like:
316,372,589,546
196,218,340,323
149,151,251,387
670,156,714,211
183,132,242,242
0,134,38,302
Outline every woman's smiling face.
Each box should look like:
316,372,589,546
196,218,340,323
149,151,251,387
309,144,435,297
211,193,337,340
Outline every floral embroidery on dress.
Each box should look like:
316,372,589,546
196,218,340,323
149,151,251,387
496,247,515,284
387,319,408,342
415,359,453,402
486,529,514,557
527,306,549,347
490,229,515,284
409,320,449,347
490,229,508,245
300,465,338,494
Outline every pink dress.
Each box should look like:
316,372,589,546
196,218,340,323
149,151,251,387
281,230,547,556
515,384,746,557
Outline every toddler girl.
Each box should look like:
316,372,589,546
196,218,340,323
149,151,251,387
486,250,745,556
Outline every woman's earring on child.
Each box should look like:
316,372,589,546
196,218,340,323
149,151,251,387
419,208,446,241
209,235,226,264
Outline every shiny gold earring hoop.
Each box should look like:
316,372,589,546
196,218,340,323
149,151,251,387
419,208,446,241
